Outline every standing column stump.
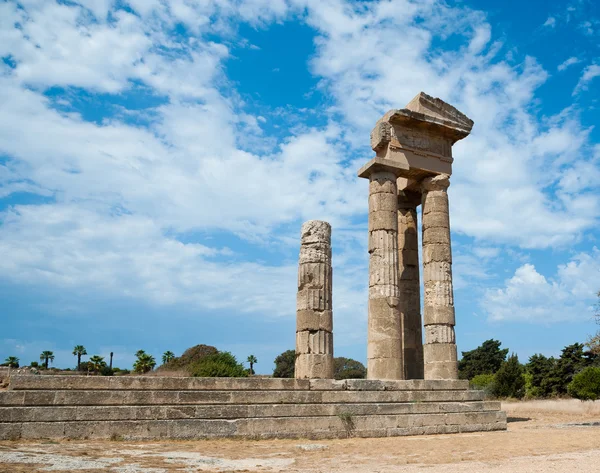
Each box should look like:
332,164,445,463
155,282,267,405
295,220,334,379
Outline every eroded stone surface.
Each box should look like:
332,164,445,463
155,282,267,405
296,220,333,379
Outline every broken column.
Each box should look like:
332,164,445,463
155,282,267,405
397,189,424,380
421,174,458,380
295,220,334,379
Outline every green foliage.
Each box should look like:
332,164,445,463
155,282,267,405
29,361,39,368
246,355,258,375
133,351,156,374
273,349,295,378
78,361,91,372
525,354,557,398
458,339,508,380
100,366,114,376
89,355,107,373
162,351,175,365
160,344,219,371
334,357,367,380
39,351,55,369
188,352,248,378
72,345,87,371
568,367,600,401
492,354,525,399
469,373,495,392
4,356,19,368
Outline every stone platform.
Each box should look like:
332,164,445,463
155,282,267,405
0,376,506,440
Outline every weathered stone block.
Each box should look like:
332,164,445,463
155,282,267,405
369,192,398,212
422,244,452,263
369,210,397,231
422,226,450,245
296,309,333,332
423,305,455,325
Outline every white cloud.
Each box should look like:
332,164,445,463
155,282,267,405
543,17,557,28
573,63,600,94
558,56,582,71
483,249,600,323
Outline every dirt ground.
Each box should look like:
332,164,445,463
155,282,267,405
1,399,600,472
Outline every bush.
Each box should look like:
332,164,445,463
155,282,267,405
100,366,115,376
470,373,495,393
273,349,295,378
568,367,600,401
160,344,219,371
334,357,366,380
188,352,247,378
30,361,39,368
492,354,525,399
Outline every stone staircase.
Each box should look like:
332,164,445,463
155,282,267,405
0,376,506,440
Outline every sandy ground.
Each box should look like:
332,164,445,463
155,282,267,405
1,399,600,472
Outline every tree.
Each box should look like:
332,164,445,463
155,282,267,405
189,352,247,377
72,345,87,371
88,355,107,373
493,354,525,399
39,351,55,369
334,357,366,380
568,367,600,401
133,351,156,374
247,355,257,375
458,339,508,380
549,343,590,395
4,356,19,368
273,349,295,378
525,354,556,398
162,351,175,365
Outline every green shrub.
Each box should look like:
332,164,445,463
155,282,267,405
100,366,115,376
334,357,367,380
30,361,39,368
568,367,600,401
470,373,495,391
161,344,219,371
492,354,525,399
188,352,247,378
273,349,295,378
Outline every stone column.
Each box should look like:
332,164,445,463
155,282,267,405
421,174,458,380
295,220,334,379
397,190,424,379
367,171,403,380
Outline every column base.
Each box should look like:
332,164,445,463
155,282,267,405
423,343,458,380
367,358,404,380
295,354,334,379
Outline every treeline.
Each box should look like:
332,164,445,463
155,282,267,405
459,339,600,400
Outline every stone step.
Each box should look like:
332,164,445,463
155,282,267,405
0,411,507,440
0,389,485,406
7,376,469,392
0,401,501,422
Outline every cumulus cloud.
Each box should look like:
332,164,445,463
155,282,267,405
0,0,598,336
483,249,600,323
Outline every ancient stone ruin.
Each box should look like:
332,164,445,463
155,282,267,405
0,93,506,441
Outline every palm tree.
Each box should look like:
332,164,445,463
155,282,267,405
162,351,175,365
4,356,19,368
247,355,258,375
88,355,106,373
133,352,156,374
72,345,87,371
39,351,55,369
109,352,114,370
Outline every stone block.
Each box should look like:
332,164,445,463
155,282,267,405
300,220,331,245
369,210,397,231
297,288,329,311
424,360,459,380
422,261,452,282
421,211,449,228
296,330,333,355
298,263,331,290
422,244,452,263
422,195,449,215
425,325,455,344
422,227,450,245
398,249,419,267
299,244,330,264
367,338,402,360
296,309,333,332
423,305,455,325
369,192,397,212
295,354,334,379
367,357,403,381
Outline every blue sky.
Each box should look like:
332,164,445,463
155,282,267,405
1,0,599,374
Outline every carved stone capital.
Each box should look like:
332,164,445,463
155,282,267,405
421,174,450,192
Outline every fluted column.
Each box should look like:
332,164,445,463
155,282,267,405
295,220,334,379
367,171,403,380
421,174,458,380
397,190,424,379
